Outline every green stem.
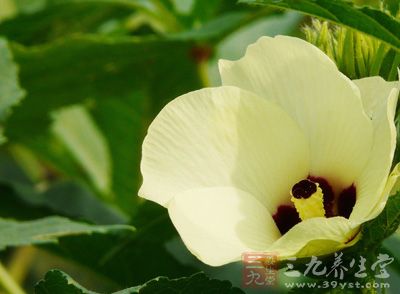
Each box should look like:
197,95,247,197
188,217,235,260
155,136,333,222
198,60,210,87
0,262,26,294
8,247,36,284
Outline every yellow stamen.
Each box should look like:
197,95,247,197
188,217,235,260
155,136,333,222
291,181,325,220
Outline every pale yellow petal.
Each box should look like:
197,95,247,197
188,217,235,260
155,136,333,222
168,187,281,266
355,77,398,119
351,78,399,222
139,86,309,210
219,36,373,189
268,217,359,259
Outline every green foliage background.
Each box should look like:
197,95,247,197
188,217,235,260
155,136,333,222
0,0,399,293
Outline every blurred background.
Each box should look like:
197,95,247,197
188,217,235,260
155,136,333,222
0,0,399,293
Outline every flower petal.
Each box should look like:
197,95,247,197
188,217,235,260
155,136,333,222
351,77,399,221
168,187,281,266
219,36,373,189
139,86,309,210
355,77,399,119
268,217,359,259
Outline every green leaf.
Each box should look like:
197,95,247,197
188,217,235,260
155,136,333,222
0,2,135,45
2,171,182,286
0,38,25,142
42,181,127,224
117,272,244,294
0,185,53,220
0,216,135,251
6,36,202,213
52,105,112,196
35,270,96,294
190,0,223,21
240,0,400,51
46,201,196,286
1,0,282,46
170,9,276,43
382,233,400,276
0,151,126,224
89,98,144,213
357,193,400,247
35,271,244,294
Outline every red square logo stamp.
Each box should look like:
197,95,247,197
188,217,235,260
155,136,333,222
242,252,278,288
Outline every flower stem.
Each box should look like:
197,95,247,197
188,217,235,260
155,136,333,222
198,60,210,88
0,262,26,294
8,247,36,284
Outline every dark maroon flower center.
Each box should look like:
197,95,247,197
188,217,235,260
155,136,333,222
272,176,357,235
337,185,356,218
272,205,301,235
